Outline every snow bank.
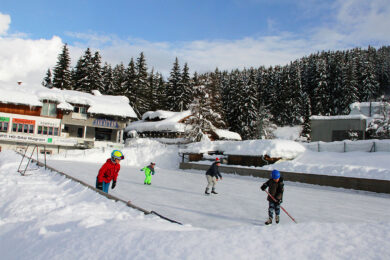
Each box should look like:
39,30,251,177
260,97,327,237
182,139,306,159
52,138,181,169
126,110,191,133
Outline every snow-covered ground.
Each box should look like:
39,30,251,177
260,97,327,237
1,138,390,259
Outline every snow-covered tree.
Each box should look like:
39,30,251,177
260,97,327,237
90,51,103,92
166,58,182,111
101,63,114,94
73,48,94,92
124,58,137,111
135,52,149,115
237,68,259,139
366,102,390,139
180,63,193,110
42,69,52,88
112,63,126,95
52,44,71,90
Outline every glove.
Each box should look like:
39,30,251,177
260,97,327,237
275,199,282,205
261,184,267,191
111,181,116,189
96,182,103,190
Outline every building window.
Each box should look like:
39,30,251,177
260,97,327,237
37,126,59,136
41,101,57,117
0,122,8,132
12,123,34,134
40,149,52,155
73,106,87,114
72,105,88,119
95,128,112,141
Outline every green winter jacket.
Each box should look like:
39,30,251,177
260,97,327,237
142,165,155,175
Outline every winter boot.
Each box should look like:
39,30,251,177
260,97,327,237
205,188,210,195
275,215,280,224
265,217,272,225
211,188,218,194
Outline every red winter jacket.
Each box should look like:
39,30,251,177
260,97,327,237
97,159,120,183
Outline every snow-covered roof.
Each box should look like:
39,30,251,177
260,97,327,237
142,110,178,121
212,129,242,141
310,115,367,120
0,83,137,118
126,110,192,133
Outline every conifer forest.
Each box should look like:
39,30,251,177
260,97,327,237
42,45,390,140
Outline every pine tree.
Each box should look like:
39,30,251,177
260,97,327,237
227,70,245,134
328,51,344,115
42,68,52,88
341,51,359,114
101,63,114,94
207,68,226,128
73,48,94,92
359,51,380,101
148,69,159,111
112,63,126,95
124,58,137,110
313,58,330,115
156,73,167,110
288,61,305,125
238,68,259,139
187,85,210,142
377,46,390,95
181,63,192,110
52,44,71,90
300,92,312,141
166,57,182,111
135,52,149,116
90,51,103,92
192,71,201,87
268,66,285,124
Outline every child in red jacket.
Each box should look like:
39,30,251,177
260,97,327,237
96,150,124,193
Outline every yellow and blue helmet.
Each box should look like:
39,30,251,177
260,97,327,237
111,150,124,160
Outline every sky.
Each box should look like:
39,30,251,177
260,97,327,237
0,0,389,85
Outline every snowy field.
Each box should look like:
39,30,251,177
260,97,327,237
1,138,390,259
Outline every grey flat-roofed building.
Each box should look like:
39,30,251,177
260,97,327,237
310,115,367,142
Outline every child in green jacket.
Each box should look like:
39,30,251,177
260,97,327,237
141,162,156,185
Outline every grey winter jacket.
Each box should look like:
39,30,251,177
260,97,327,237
261,177,284,202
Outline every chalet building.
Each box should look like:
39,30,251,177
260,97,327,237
0,83,137,153
126,110,241,143
310,102,388,142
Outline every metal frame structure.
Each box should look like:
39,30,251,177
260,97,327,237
17,144,47,175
